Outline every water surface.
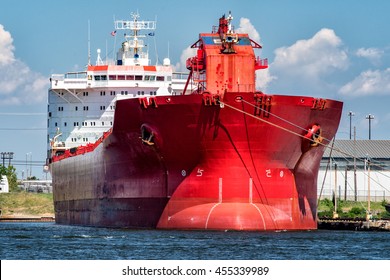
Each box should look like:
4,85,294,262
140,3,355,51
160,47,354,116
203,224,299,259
1,222,388,260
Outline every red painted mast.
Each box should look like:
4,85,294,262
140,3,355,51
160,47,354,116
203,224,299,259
184,11,268,98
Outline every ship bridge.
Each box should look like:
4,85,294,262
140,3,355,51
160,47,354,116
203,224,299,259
185,12,268,96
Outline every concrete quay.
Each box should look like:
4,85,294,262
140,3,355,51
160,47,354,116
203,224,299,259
0,215,55,222
318,218,390,231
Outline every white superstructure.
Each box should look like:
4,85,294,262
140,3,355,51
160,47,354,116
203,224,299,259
0,175,9,193
47,13,191,157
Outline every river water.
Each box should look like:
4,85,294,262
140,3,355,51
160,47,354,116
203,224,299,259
0,222,389,260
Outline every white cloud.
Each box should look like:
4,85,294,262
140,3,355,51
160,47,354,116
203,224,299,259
0,24,14,65
236,17,260,43
0,24,48,105
272,28,348,80
174,46,197,72
256,68,276,92
234,18,275,91
355,47,384,65
339,68,390,96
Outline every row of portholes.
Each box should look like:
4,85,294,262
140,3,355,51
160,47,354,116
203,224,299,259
70,137,89,142
120,91,157,95
55,105,116,112
53,121,113,127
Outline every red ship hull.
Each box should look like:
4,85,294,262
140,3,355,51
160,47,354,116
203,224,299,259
51,92,342,230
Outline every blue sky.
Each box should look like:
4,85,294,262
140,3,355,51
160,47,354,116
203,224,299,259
1,0,390,178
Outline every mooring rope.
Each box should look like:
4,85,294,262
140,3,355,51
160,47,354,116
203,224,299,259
218,100,384,170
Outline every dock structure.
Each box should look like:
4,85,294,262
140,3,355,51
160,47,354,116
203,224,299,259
318,218,390,231
319,140,390,202
0,216,55,223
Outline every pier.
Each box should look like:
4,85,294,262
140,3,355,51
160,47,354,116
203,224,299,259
0,216,55,223
318,218,390,231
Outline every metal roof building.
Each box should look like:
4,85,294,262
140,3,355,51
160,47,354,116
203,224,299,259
319,140,390,201
323,140,390,162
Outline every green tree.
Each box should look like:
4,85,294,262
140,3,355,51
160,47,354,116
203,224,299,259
0,164,18,192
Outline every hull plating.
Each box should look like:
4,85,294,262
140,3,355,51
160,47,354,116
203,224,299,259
51,92,342,230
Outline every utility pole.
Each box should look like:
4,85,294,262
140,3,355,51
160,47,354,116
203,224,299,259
353,126,357,201
333,162,339,218
348,111,354,140
1,152,14,167
8,152,13,166
366,157,371,221
26,152,32,179
344,166,348,201
366,114,374,140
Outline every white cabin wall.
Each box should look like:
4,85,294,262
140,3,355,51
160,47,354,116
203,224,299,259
318,169,390,201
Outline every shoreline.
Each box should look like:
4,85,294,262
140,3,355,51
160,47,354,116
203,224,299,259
0,214,55,223
318,218,390,231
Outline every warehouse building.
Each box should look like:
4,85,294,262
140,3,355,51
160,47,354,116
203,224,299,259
318,140,390,201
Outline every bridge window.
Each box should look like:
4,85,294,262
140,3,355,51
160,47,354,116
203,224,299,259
144,75,155,81
94,75,107,81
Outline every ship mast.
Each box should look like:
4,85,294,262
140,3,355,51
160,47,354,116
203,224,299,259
114,12,156,66
218,11,239,54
